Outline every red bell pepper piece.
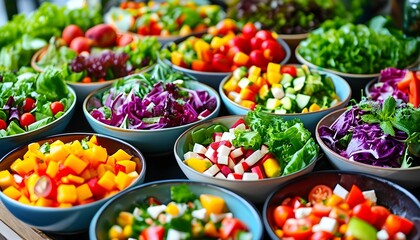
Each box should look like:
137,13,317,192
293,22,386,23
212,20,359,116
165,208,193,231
345,184,365,208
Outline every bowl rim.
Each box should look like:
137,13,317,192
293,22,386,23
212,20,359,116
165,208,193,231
82,79,221,133
0,85,77,140
277,32,309,40
315,107,420,171
218,64,352,116
0,132,147,211
262,169,420,239
161,36,292,75
89,179,264,239
174,115,321,183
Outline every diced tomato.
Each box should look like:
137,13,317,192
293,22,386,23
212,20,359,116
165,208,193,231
114,163,126,174
273,205,294,227
290,196,307,209
231,118,246,128
55,164,76,179
148,197,162,206
212,53,231,72
283,218,313,240
371,205,391,229
0,119,6,130
311,203,331,217
87,177,106,197
306,214,321,225
219,218,247,239
281,66,297,77
141,226,165,240
310,231,334,240
242,22,257,39
308,185,332,205
345,185,365,208
384,214,414,236
352,202,377,225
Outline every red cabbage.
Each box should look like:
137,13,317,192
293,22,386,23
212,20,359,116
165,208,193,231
368,68,409,102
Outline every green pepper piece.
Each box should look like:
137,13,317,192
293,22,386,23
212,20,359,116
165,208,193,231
346,217,377,240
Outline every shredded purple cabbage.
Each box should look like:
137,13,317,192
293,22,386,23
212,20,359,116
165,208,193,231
368,68,409,102
319,105,407,168
90,81,216,129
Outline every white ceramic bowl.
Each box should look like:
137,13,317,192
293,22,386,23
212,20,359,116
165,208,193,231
315,108,420,189
219,66,352,133
174,115,320,203
83,80,221,154
162,37,291,89
0,133,146,233
0,85,77,157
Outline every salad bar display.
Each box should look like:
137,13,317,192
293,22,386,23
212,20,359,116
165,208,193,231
0,1,419,240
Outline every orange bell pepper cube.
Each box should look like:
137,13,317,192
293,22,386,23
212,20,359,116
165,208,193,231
233,52,250,66
112,149,132,161
76,183,93,202
116,160,137,173
64,154,88,174
192,60,207,71
397,71,415,92
0,170,14,189
115,171,133,191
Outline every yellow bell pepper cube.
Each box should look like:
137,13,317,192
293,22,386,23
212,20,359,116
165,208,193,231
184,158,212,173
35,197,54,207
89,135,98,145
80,169,92,180
67,174,85,185
221,32,235,44
28,142,40,152
109,225,123,239
69,140,84,157
112,149,132,162
301,108,309,113
223,78,239,93
194,39,210,60
59,203,73,208
106,156,116,167
263,158,281,178
0,170,14,189
210,36,224,49
116,160,136,173
204,222,219,238
259,84,270,100
18,195,31,205
76,183,93,202
91,145,108,163
117,211,134,226
200,194,225,214
179,25,192,36
57,184,77,204
123,225,133,238
11,156,37,176
267,62,281,73
64,154,88,174
233,52,250,66
115,171,132,191
267,72,282,85
240,100,256,109
248,65,261,77
325,194,344,207
46,160,59,178
49,143,70,162
98,171,116,191
171,51,184,67
309,103,321,112
3,186,21,200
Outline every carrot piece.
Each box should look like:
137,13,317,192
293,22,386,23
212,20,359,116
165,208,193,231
397,71,415,91
408,73,420,108
191,60,206,71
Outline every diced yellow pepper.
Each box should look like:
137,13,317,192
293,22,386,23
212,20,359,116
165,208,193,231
76,183,93,202
267,72,282,85
59,203,73,208
192,222,204,238
115,171,132,191
210,36,224,49
106,156,116,167
117,211,134,226
35,197,54,207
223,78,239,93
26,173,40,202
325,194,344,207
68,140,84,157
57,184,77,204
301,108,309,113
67,174,84,184
64,154,88,174
28,142,40,152
91,145,108,163
112,149,132,162
46,161,59,178
18,195,31,205
179,25,192,36
309,103,321,112
98,171,116,191
267,62,281,73
204,222,219,238
80,169,92,180
123,225,133,238
89,135,98,145
248,65,261,77
109,225,123,239
233,52,250,66
11,156,37,176
194,39,210,60
3,186,21,200
116,160,136,173
247,74,258,83
166,202,180,216
50,140,65,147
184,158,212,173
49,143,69,162
263,158,281,178
0,170,14,189
171,51,184,67
259,84,270,99
200,194,225,214
275,229,284,238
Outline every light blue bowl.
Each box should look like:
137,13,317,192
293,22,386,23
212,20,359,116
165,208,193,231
162,37,291,89
90,180,264,240
0,85,77,157
0,133,146,234
83,80,221,154
219,67,351,133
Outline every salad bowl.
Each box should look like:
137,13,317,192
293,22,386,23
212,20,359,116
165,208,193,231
0,133,146,233
219,64,351,133
174,114,320,203
263,171,420,239
90,180,263,240
315,107,420,189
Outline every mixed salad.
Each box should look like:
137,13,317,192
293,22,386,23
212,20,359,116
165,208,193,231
319,96,420,168
298,16,420,74
108,184,252,239
223,63,340,113
0,68,75,137
183,108,319,180
104,0,225,37
87,63,217,129
270,183,414,239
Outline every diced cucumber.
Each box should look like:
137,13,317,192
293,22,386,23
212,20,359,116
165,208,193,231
281,96,292,110
281,73,293,85
238,77,251,89
285,93,296,100
296,94,311,109
266,98,281,110
271,86,285,99
274,108,287,114
296,67,306,77
285,87,296,94
346,217,377,240
293,76,305,91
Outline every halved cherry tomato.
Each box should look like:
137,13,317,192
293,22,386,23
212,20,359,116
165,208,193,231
0,119,6,130
310,231,334,240
141,225,165,240
219,217,247,239
50,101,65,115
23,97,36,112
273,205,294,227
20,112,36,128
249,49,269,70
242,22,257,39
352,202,377,225
371,205,391,229
283,218,313,240
281,65,297,77
308,184,332,205
260,39,285,63
255,30,275,41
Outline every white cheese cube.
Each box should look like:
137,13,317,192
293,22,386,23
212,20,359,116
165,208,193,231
333,184,349,200
312,224,321,233
242,172,259,180
205,147,216,161
215,172,226,179
221,132,235,141
184,151,203,160
192,208,207,221
244,150,262,166
377,229,390,240
147,205,167,219
362,190,377,204
192,144,207,154
167,229,187,240
228,91,240,102
271,87,285,99
217,145,232,156
318,217,338,234
217,155,229,165
395,232,406,240
260,144,269,156
233,163,245,175
294,207,312,219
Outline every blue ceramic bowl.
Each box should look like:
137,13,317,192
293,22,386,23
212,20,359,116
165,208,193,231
263,171,420,239
90,180,264,240
83,80,221,154
219,66,351,133
0,133,146,234
0,85,77,157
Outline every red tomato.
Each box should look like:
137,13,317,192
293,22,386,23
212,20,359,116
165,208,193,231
371,205,391,229
242,22,257,39
20,113,36,128
219,217,247,239
352,202,377,225
384,214,414,236
281,65,297,77
345,185,365,208
229,36,251,54
273,205,294,227
310,231,334,240
87,177,107,197
62,24,84,45
69,36,91,54
141,226,165,240
283,218,313,240
150,22,162,35
289,196,307,209
249,49,269,70
137,25,150,36
216,19,238,35
0,119,6,130
212,53,231,72
311,203,332,217
255,30,275,41
117,34,134,46
50,101,65,116
306,214,322,225
308,185,333,205
250,37,263,50
148,197,162,206
23,97,36,112
226,46,241,62
260,39,285,62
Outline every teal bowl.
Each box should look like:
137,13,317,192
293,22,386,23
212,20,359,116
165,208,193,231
83,80,221,154
219,67,351,133
0,133,146,234
90,180,264,240
0,85,77,157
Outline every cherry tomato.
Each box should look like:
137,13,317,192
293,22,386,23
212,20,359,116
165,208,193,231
62,24,84,45
352,202,377,225
260,39,285,62
283,218,313,240
50,101,65,115
229,36,251,54
384,214,414,236
289,196,307,209
23,97,36,112
220,217,247,239
345,185,365,208
249,49,269,70
141,226,165,240
273,205,294,227
371,205,391,229
20,113,36,128
308,184,332,205
255,30,275,41
216,19,238,35
0,119,6,130
212,53,231,72
281,65,298,77
242,22,257,39
310,231,334,240
250,37,263,50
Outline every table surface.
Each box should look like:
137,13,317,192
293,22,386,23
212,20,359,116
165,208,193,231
1,102,419,240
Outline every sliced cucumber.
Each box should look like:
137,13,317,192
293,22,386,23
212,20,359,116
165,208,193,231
274,108,287,114
296,94,311,109
285,87,296,94
296,67,306,77
266,98,281,110
293,76,305,91
281,96,293,110
281,73,293,85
